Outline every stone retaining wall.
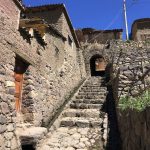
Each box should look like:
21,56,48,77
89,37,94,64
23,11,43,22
118,108,150,150
109,40,150,150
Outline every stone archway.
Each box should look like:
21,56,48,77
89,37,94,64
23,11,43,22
90,54,106,76
83,48,109,76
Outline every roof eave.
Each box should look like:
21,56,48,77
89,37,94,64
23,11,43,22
25,4,80,48
13,0,25,11
61,4,80,48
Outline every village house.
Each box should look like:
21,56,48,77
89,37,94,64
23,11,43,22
0,0,150,150
0,0,86,149
131,18,150,41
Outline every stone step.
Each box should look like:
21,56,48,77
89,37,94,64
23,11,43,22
78,92,107,96
82,85,104,88
17,127,48,145
70,103,103,109
81,87,107,90
63,109,101,118
79,89,107,92
84,83,103,86
76,95,106,99
72,99,104,104
60,117,102,128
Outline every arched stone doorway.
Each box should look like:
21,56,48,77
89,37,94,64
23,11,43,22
90,55,106,76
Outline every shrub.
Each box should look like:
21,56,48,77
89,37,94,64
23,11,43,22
118,90,150,111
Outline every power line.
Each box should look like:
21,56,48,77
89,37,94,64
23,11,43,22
88,8,123,43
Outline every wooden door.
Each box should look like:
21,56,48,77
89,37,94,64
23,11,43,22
15,73,23,112
14,56,28,112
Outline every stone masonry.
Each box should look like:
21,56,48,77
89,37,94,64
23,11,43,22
0,1,86,149
36,77,108,150
0,0,150,150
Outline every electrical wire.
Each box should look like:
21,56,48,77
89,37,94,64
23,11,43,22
88,8,123,43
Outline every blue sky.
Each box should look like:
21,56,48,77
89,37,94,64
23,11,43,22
23,0,150,38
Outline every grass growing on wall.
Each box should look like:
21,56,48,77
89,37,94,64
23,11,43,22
118,90,150,111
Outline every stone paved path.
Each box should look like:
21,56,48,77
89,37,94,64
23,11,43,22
37,77,108,150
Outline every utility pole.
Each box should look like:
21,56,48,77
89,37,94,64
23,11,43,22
123,0,129,40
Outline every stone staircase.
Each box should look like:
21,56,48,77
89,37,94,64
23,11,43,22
37,77,108,150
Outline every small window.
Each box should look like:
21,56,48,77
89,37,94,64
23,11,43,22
68,35,73,48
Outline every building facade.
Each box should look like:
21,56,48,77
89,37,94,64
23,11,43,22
0,0,86,149
131,18,150,41
0,0,149,150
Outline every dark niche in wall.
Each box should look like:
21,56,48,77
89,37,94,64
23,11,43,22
90,54,106,77
22,144,35,150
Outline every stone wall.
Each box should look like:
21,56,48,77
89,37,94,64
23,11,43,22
131,18,150,41
117,108,150,150
0,1,23,149
80,42,106,76
109,40,150,150
0,1,85,149
0,0,20,28
109,40,150,101
26,8,63,33
76,28,123,44
80,40,150,150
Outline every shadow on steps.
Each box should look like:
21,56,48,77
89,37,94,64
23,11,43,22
102,85,122,150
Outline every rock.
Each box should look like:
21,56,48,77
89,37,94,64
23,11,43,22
90,139,95,144
6,87,15,95
4,132,14,140
7,124,15,132
0,125,7,133
37,145,50,150
1,102,9,114
79,128,88,135
19,127,47,144
80,137,88,142
76,142,85,149
0,135,5,146
10,137,19,149
6,141,11,148
72,133,81,140
66,147,75,150
5,81,15,87
0,115,7,124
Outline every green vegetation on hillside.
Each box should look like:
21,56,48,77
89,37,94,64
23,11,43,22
118,90,150,111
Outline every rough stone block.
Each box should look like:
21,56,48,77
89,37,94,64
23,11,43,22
5,81,15,87
1,102,10,114
0,115,7,124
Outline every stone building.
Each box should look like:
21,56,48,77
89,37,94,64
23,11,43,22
76,28,123,44
131,18,150,41
0,0,150,150
0,0,86,149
